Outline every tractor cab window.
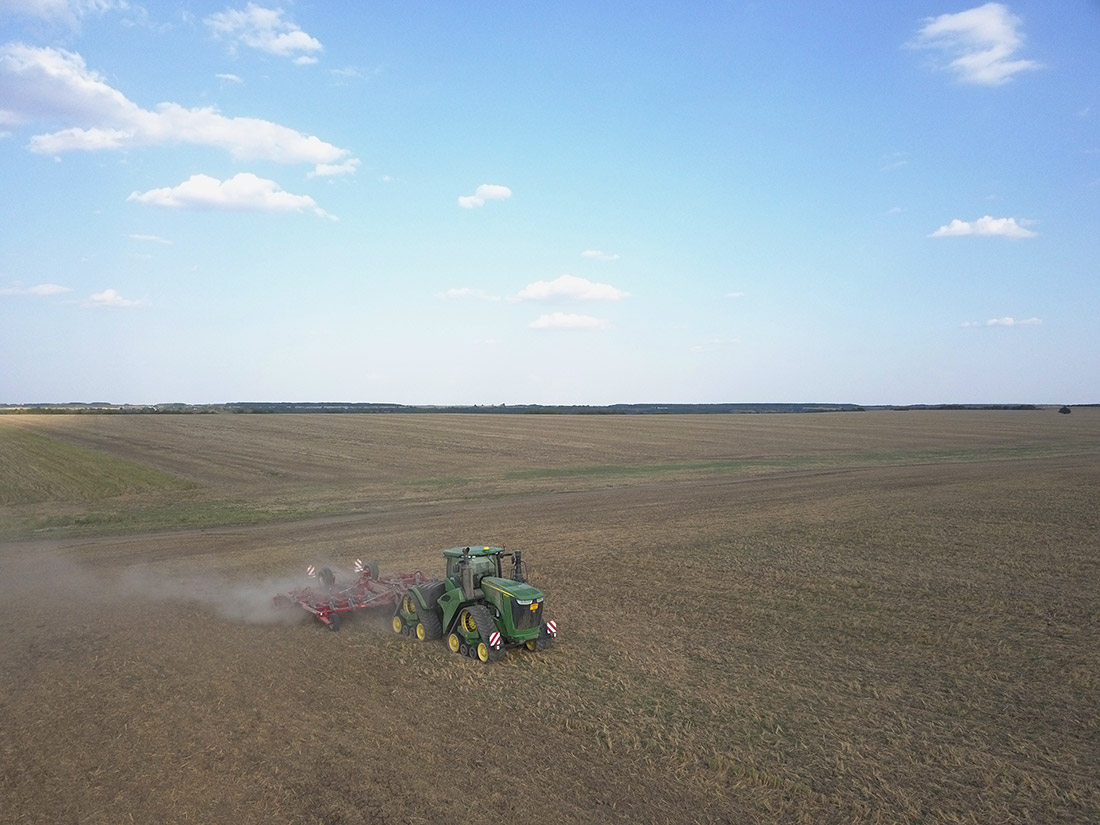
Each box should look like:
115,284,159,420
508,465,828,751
446,554,499,583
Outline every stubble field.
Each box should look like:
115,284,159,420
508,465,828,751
1,410,1098,824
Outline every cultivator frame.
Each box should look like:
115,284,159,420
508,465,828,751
273,559,432,631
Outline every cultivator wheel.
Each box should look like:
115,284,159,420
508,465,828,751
354,559,380,580
328,611,341,632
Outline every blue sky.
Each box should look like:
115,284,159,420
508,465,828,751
1,1,1097,405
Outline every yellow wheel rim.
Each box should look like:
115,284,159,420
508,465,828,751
525,640,537,651
477,642,490,663
391,615,402,634
402,595,417,616
448,633,461,653
416,622,426,641
461,610,477,633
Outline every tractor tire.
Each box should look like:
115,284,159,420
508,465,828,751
461,604,504,663
416,610,442,641
363,560,380,579
526,627,554,651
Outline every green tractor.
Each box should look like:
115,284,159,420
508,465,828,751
391,546,558,663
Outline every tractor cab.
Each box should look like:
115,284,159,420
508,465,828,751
443,545,502,587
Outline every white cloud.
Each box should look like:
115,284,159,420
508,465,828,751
458,183,511,209
529,312,610,331
725,291,745,299
0,282,72,296
962,316,1042,328
929,215,1036,239
216,73,243,84
581,249,620,262
309,158,361,178
86,288,142,308
909,2,1040,86
128,172,332,218
205,4,323,62
0,44,354,169
439,287,500,301
515,273,629,302
0,0,121,26
128,233,171,244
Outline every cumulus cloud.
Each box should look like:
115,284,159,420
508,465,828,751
86,288,142,308
0,44,355,173
128,172,332,218
961,316,1042,327
205,4,323,63
581,249,620,262
515,274,628,302
0,282,71,296
909,2,1040,86
529,312,610,331
929,215,1036,239
458,183,511,209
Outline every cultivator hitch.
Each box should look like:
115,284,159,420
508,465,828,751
273,559,432,632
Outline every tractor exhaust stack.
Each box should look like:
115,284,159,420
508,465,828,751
461,546,475,600
511,549,527,583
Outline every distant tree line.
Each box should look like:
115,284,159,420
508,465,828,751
1,401,1070,415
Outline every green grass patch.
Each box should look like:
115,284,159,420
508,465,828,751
504,444,1095,482
504,459,809,481
0,498,339,540
0,427,197,506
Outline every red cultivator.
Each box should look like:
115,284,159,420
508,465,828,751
273,559,431,631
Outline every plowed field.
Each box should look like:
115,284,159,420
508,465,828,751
2,411,1098,824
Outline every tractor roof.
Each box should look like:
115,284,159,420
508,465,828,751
442,545,506,558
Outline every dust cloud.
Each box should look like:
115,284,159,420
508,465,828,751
0,548,360,627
